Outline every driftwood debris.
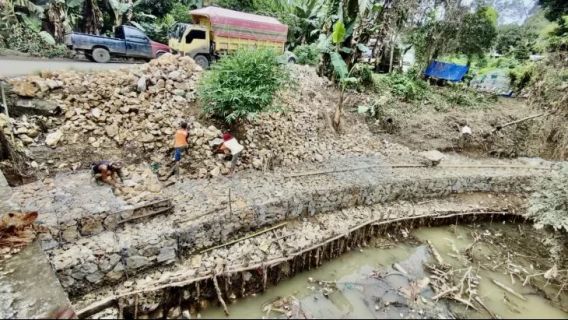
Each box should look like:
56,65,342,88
431,287,458,300
474,296,498,319
213,274,230,316
427,240,445,265
492,279,527,301
77,211,524,319
492,112,551,134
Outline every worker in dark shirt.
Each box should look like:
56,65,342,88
91,160,124,187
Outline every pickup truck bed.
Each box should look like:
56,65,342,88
65,26,170,63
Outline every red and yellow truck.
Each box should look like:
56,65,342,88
168,6,289,68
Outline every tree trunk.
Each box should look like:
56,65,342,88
388,37,395,73
82,0,103,35
333,88,344,131
126,0,134,23
46,1,67,42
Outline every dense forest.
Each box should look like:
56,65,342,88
0,0,566,64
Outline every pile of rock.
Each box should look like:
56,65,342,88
5,59,416,179
6,55,224,175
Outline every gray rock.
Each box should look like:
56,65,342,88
157,247,176,264
142,245,160,257
45,130,63,147
419,150,444,167
168,71,182,81
99,254,121,273
13,99,62,117
126,256,150,270
80,262,98,274
86,272,104,284
137,76,148,92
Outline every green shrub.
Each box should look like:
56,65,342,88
199,49,288,124
3,23,71,58
509,64,535,92
373,73,428,101
293,43,320,65
351,63,374,88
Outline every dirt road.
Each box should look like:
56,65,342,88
0,57,135,78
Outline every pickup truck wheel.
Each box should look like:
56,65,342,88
194,55,210,69
92,48,111,63
288,57,296,64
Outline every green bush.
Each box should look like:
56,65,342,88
509,63,535,92
3,23,71,58
293,43,320,65
373,73,428,101
199,49,288,124
351,63,374,88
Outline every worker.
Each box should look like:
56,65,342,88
216,132,244,175
91,160,124,187
165,121,190,180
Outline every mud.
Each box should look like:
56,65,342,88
199,222,567,319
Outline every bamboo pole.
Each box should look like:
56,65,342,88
213,275,230,316
200,222,288,254
284,164,551,178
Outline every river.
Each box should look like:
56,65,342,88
201,221,567,319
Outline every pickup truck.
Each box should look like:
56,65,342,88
65,26,171,63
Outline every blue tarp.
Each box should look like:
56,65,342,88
424,61,469,82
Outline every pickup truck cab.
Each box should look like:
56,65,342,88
65,26,170,63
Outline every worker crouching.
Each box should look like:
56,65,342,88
91,160,124,188
216,132,244,175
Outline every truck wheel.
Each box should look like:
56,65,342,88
194,55,210,69
92,48,111,63
288,57,296,64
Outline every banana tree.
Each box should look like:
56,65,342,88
0,0,56,44
107,0,142,29
82,0,102,34
328,20,358,131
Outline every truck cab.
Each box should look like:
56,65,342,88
168,7,288,69
169,23,211,69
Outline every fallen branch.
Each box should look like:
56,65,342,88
492,279,527,301
427,240,444,265
453,296,479,311
491,112,551,134
213,274,230,316
432,287,458,300
474,296,497,319
200,222,288,254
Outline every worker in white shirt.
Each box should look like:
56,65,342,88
216,132,244,175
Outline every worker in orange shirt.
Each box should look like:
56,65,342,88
165,121,190,180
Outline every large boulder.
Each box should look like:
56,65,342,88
419,150,445,167
45,130,63,147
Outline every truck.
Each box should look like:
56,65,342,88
168,6,289,69
65,25,171,63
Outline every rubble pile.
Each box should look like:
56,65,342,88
8,54,201,152
242,65,397,169
5,58,410,179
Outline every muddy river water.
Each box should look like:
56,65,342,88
201,222,567,319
